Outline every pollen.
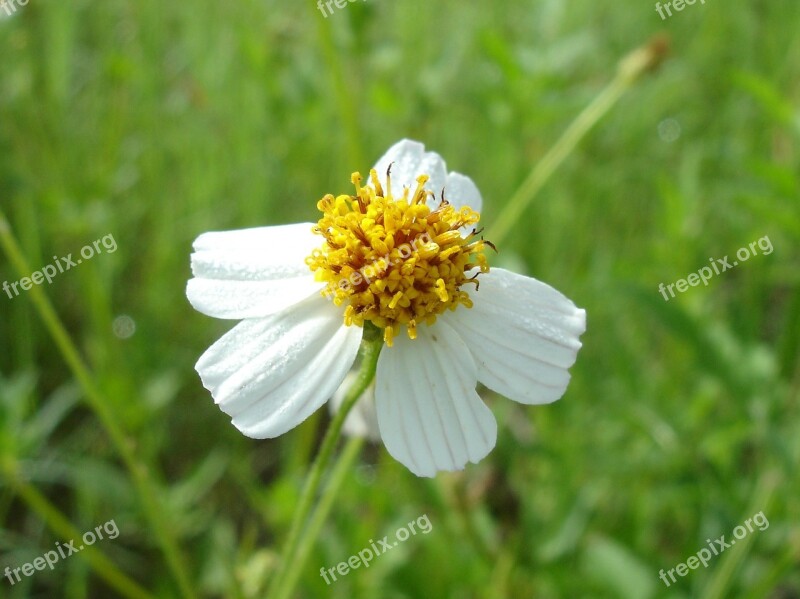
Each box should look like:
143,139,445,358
305,168,491,346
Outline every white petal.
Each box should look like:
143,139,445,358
370,140,483,229
372,139,447,200
444,268,586,405
187,223,324,319
329,372,380,441
190,224,317,280
375,320,497,477
195,295,362,438
443,171,482,213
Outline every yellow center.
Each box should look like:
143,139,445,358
305,168,491,346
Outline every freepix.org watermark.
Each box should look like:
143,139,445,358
320,513,432,585
0,0,29,18
658,511,769,587
316,0,366,19
655,0,706,20
2,233,117,300
658,235,772,301
4,519,119,586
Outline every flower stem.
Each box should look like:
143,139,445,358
0,210,197,599
267,331,382,599
700,470,779,599
488,36,669,246
275,436,365,599
314,3,365,169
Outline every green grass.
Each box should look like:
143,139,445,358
1,0,799,597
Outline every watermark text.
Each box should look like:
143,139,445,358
3,233,117,300
4,519,120,585
659,511,768,587
320,513,432,584
656,0,706,20
658,235,772,301
316,0,366,19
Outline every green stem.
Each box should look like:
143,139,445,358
488,36,669,246
446,477,496,563
486,537,517,599
267,333,382,599
276,436,365,599
701,471,779,599
0,211,197,599
315,5,365,169
0,457,154,599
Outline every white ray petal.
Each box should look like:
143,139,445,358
445,268,585,405
442,171,482,213
375,320,497,477
187,223,324,319
195,295,362,438
372,139,447,200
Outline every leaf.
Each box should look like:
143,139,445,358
581,535,657,599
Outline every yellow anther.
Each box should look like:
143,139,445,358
388,291,404,310
437,246,461,261
416,242,440,260
369,168,383,197
435,231,463,246
477,254,489,273
411,175,429,205
434,279,449,302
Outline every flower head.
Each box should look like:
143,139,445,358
306,168,488,346
187,139,586,477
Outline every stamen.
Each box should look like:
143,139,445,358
434,279,449,302
369,168,383,197
411,175,429,205
388,291,403,310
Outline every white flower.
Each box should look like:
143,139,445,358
187,139,586,477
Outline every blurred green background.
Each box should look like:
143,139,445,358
1,0,799,597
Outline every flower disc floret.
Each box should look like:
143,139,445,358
305,168,490,346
